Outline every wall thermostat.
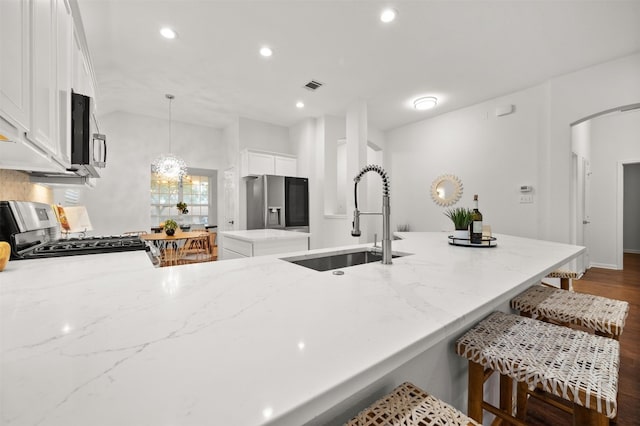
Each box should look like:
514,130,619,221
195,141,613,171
520,185,533,192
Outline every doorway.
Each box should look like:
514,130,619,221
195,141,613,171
571,103,640,270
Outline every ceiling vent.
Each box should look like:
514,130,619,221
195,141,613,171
303,80,323,91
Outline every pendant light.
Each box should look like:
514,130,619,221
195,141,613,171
152,94,187,180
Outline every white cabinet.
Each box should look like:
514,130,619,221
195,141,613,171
71,25,95,100
0,0,31,132
275,155,297,177
55,0,72,165
0,0,93,173
219,230,310,260
240,149,298,177
28,0,57,154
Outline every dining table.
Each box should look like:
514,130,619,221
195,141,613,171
141,231,209,266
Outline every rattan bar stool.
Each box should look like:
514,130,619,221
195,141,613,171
511,284,629,340
545,269,579,290
456,311,619,426
345,382,480,426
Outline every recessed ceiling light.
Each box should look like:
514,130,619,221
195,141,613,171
413,96,438,110
160,27,177,39
260,46,273,57
296,101,304,108
380,8,398,23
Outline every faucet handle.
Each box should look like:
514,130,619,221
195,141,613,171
351,209,361,237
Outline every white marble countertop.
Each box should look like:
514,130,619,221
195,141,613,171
0,233,583,426
220,228,311,242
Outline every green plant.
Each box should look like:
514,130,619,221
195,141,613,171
444,207,473,230
164,219,178,231
176,202,189,214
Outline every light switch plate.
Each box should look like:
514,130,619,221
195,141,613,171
520,194,533,203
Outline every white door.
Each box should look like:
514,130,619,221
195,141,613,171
582,158,592,268
223,166,237,231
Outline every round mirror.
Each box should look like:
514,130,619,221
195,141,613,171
430,174,463,207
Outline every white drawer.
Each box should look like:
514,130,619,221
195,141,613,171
222,236,252,256
221,248,247,260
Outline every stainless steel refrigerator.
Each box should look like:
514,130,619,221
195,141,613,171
246,175,309,232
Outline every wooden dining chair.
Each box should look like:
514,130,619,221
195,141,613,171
179,235,215,264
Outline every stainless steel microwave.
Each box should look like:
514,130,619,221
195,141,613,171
71,92,106,177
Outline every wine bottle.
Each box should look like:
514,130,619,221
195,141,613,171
470,194,483,244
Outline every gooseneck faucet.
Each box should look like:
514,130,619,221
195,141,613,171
351,164,392,264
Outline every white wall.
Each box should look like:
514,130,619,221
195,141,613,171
543,53,640,243
589,109,640,266
58,111,225,235
624,163,640,253
385,52,640,244
386,85,543,237
238,117,292,153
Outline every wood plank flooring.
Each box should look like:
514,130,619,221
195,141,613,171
525,253,640,425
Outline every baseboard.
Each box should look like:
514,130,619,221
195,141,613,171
589,262,620,270
624,249,640,254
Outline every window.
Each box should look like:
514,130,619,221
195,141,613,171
150,172,210,226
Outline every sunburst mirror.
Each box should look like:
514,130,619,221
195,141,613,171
430,174,463,207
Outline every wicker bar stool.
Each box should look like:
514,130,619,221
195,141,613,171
456,311,619,426
345,382,480,426
545,269,579,290
511,284,629,340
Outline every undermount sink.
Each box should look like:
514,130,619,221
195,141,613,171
281,247,410,272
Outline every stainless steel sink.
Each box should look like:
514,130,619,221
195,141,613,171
281,247,409,272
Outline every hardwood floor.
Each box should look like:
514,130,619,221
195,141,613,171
525,253,640,425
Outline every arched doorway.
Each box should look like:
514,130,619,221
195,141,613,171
570,103,640,270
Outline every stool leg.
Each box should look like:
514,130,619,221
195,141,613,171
573,404,609,426
560,277,570,290
468,361,484,423
500,374,513,422
515,381,528,421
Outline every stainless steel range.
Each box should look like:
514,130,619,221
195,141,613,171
0,201,147,260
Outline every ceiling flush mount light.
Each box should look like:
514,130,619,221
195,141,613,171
260,46,273,57
296,101,304,108
413,96,438,110
380,8,398,23
152,94,187,180
160,27,177,39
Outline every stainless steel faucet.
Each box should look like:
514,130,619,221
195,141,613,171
351,164,392,264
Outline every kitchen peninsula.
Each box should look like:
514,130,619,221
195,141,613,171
0,233,584,425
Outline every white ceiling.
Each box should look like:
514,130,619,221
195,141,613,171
77,0,640,131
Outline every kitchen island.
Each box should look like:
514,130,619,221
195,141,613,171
0,232,584,425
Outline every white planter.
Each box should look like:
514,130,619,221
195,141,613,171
452,230,469,240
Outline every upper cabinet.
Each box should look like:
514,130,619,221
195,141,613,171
240,149,298,177
28,0,57,154
0,0,95,173
0,0,31,132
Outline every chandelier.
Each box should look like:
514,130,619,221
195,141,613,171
152,94,187,180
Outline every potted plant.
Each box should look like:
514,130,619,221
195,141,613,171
163,219,178,236
444,207,473,240
176,202,189,214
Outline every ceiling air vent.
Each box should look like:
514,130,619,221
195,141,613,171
303,80,323,91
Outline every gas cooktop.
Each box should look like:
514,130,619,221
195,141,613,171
24,235,148,259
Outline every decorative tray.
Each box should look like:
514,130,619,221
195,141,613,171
448,236,497,248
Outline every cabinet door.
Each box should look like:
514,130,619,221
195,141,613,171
275,156,297,177
248,151,275,176
0,0,31,131
29,0,57,153
55,0,72,165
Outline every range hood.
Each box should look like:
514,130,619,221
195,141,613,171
28,170,97,187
